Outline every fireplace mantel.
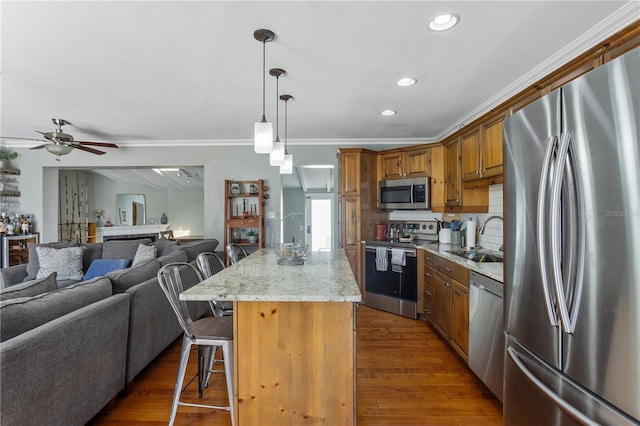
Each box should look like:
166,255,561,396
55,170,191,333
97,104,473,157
96,224,170,242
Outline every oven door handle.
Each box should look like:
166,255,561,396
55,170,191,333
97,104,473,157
365,246,416,257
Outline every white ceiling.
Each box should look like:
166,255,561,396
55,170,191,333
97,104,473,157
1,1,636,150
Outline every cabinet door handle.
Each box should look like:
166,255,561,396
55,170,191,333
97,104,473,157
425,290,431,296
454,288,467,297
444,266,452,272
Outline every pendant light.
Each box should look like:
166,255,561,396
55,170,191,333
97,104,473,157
280,94,293,175
254,29,275,154
269,68,286,166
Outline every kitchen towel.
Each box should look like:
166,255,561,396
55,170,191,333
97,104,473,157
375,246,388,271
391,248,406,273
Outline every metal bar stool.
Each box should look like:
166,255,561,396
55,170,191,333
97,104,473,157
157,262,234,426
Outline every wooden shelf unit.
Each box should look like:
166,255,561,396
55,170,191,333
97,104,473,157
223,179,265,264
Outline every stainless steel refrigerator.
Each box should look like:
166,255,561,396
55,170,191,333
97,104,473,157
503,48,639,425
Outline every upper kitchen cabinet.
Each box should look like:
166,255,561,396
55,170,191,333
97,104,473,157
481,118,504,178
461,117,504,183
429,145,446,212
339,150,361,195
380,147,430,180
444,139,462,207
461,128,481,181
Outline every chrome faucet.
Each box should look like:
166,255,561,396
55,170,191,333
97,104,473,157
479,215,504,251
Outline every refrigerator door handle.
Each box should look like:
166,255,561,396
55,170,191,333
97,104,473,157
507,346,599,426
550,132,584,334
537,136,560,326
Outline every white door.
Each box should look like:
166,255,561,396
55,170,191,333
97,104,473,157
305,194,333,252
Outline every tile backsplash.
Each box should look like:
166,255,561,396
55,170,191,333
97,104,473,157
389,183,504,252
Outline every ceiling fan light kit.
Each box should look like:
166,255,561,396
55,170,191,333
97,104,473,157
254,29,275,154
2,118,120,160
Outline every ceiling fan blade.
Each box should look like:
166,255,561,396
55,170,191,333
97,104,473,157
30,144,49,150
74,140,119,148
73,144,106,155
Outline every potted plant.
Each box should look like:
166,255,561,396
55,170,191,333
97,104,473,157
247,229,258,244
94,209,104,227
0,149,18,169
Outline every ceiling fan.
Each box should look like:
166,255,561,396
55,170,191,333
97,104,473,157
2,118,119,160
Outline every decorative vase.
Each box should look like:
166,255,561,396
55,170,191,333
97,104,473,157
161,213,168,224
248,235,258,244
96,219,103,227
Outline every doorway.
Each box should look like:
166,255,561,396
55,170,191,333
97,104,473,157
305,194,334,252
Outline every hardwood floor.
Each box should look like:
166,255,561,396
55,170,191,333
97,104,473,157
90,305,502,425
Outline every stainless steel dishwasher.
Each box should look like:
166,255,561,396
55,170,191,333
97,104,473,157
469,270,504,402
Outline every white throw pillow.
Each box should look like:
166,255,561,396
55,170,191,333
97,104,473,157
132,244,157,267
36,246,84,280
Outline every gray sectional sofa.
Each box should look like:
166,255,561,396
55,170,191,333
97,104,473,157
0,237,224,426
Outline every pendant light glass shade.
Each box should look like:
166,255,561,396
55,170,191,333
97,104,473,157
253,29,275,154
280,153,293,174
254,120,273,153
270,140,285,165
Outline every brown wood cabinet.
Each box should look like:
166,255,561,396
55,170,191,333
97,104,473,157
417,249,434,323
431,253,470,361
461,119,504,182
481,118,504,178
339,149,386,291
461,128,481,181
429,145,446,212
380,147,430,179
444,139,462,207
450,279,469,357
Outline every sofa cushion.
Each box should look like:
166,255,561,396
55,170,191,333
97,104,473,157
132,243,156,267
80,242,103,273
0,272,57,301
25,240,79,281
154,238,179,257
108,258,160,294
102,238,153,261
157,249,188,266
0,277,112,342
36,246,84,280
179,239,219,262
84,258,129,281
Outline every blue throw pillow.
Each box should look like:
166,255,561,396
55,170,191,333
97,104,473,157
84,258,129,281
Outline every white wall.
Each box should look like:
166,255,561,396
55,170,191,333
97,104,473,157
11,143,349,244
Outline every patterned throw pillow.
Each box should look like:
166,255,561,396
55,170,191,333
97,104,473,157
35,246,84,280
132,244,157,267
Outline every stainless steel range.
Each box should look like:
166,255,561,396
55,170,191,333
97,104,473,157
365,220,438,318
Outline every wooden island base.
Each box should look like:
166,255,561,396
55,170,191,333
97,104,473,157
234,301,355,425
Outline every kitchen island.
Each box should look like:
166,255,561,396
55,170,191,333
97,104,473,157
180,248,362,425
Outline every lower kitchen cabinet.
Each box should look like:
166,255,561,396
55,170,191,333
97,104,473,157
450,279,469,357
431,253,470,362
417,249,434,323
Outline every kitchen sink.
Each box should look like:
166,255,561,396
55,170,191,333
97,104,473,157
446,248,503,263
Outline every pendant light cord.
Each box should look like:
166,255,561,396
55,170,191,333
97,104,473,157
261,40,267,122
275,76,280,141
284,99,288,153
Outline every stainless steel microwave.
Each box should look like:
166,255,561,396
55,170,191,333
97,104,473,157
379,177,430,210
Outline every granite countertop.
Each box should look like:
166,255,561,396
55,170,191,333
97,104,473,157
418,242,504,283
180,248,362,303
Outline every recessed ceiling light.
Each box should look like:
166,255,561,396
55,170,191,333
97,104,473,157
428,13,460,31
381,110,396,116
396,78,417,87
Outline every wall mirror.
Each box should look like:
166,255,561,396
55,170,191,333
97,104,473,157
116,194,146,226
